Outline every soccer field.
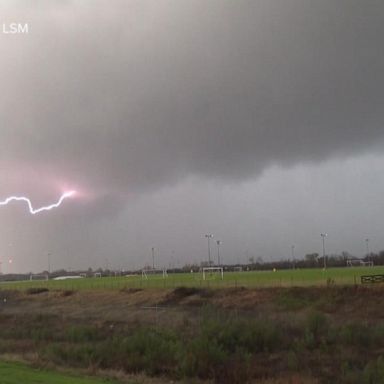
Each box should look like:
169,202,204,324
2,266,384,291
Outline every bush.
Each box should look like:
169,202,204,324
26,288,49,295
363,356,384,384
339,323,373,348
100,328,182,376
42,343,99,367
126,328,181,375
305,311,329,347
201,316,283,354
66,325,102,343
176,314,282,382
31,327,55,342
181,337,227,378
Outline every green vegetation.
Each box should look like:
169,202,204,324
2,273,384,383
0,361,118,384
2,266,384,291
1,303,384,383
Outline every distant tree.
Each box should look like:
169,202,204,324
256,256,264,264
304,253,319,268
370,251,384,265
305,253,319,263
341,251,351,261
327,254,347,267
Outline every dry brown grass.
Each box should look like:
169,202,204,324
2,285,384,383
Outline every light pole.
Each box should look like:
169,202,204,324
216,240,222,266
47,252,51,275
151,247,155,270
291,245,295,269
205,234,213,266
365,238,370,257
321,233,327,269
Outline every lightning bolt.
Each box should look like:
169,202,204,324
0,190,76,215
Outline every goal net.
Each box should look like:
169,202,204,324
142,269,168,279
30,273,49,281
202,267,224,280
346,259,374,267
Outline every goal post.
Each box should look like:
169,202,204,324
202,267,224,280
347,259,374,267
142,268,168,279
30,273,49,281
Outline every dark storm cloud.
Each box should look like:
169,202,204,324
1,0,384,198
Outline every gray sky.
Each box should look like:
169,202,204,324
1,0,384,272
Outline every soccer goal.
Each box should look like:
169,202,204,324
142,269,168,279
202,267,224,280
30,273,49,281
347,259,374,267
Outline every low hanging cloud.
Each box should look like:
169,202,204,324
1,0,384,201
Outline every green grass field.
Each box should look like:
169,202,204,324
2,266,384,291
0,361,118,384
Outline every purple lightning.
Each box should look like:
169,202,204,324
0,190,76,215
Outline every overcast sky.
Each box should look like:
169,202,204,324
1,0,384,273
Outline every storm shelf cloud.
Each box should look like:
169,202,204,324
1,0,384,272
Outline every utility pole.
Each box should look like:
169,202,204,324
151,247,155,269
291,245,295,269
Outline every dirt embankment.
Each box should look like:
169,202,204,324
1,284,383,322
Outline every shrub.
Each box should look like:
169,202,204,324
31,327,55,342
373,325,384,347
339,323,373,348
340,360,363,384
42,343,99,367
363,356,384,384
173,286,201,297
180,337,228,380
26,288,49,295
200,316,283,355
112,328,181,376
305,311,329,346
66,325,101,343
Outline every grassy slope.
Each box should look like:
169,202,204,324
1,286,384,383
0,361,118,384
